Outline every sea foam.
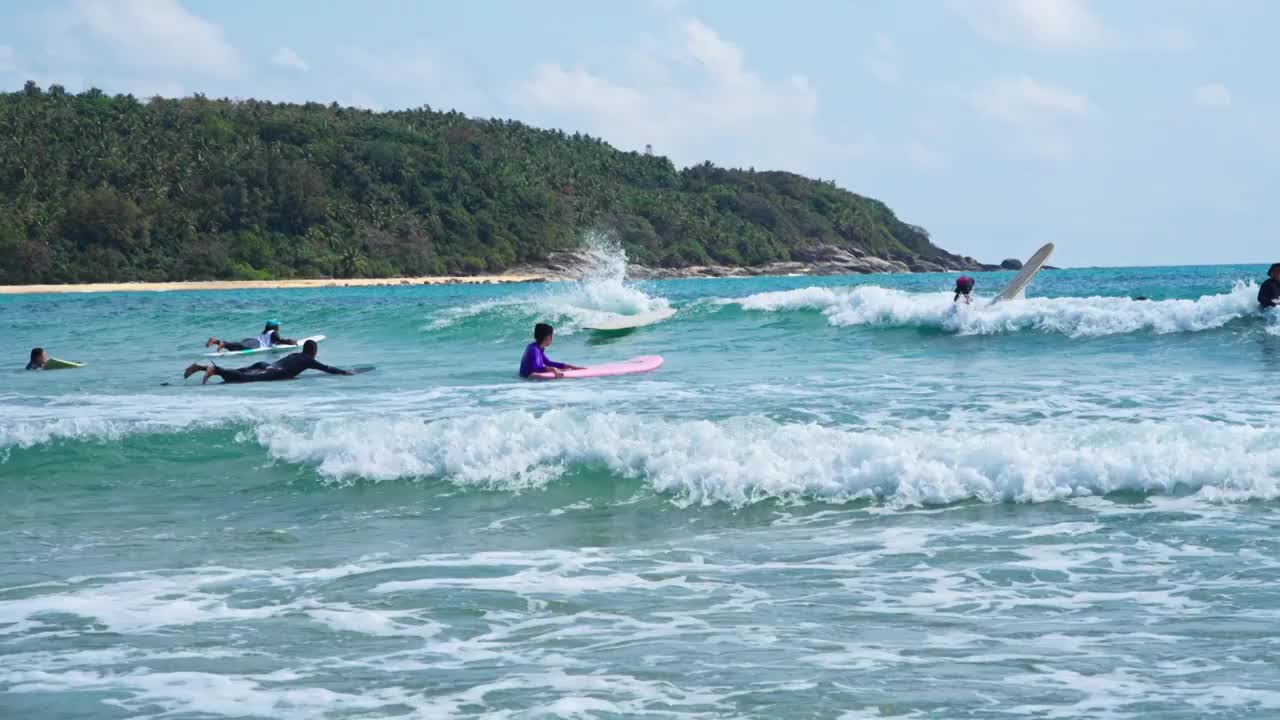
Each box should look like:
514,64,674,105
427,233,672,333
252,410,1280,506
718,282,1263,337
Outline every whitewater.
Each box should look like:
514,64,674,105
4,259,1280,718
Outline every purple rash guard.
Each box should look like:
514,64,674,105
519,342,566,377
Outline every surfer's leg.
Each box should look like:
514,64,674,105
183,363,209,379
211,363,280,384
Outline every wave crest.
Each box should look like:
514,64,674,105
427,233,672,333
252,411,1280,506
718,282,1263,337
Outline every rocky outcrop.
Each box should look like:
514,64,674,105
1001,258,1024,270
515,245,996,281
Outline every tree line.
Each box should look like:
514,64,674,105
0,82,973,283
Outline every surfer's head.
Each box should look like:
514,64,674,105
955,276,975,295
535,323,554,348
263,319,280,333
302,339,318,357
1269,264,1280,281
28,347,46,369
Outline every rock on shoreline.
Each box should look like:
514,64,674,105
516,245,996,281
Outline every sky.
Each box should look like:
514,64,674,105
0,0,1275,267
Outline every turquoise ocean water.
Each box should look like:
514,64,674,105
3,252,1280,718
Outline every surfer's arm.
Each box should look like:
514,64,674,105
304,357,350,375
273,332,298,345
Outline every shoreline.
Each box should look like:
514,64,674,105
0,261,1068,296
0,275,551,295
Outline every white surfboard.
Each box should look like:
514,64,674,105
991,243,1054,304
204,334,326,357
582,308,676,331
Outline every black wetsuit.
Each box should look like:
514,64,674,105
215,352,347,383
1259,278,1280,310
220,331,297,352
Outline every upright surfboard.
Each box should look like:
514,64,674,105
529,355,663,380
991,243,1054,304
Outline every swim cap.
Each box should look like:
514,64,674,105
955,276,974,291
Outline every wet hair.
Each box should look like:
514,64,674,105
29,347,43,364
534,323,554,343
263,323,279,334
1269,263,1280,277
303,339,318,355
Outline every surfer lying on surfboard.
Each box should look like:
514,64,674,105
26,347,47,370
519,323,584,379
954,276,975,304
205,319,297,353
183,339,353,384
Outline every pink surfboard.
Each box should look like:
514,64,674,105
529,354,664,380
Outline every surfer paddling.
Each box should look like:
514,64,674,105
519,323,583,379
206,319,296,353
954,276,975,304
183,339,352,384
26,347,47,370
1259,263,1280,310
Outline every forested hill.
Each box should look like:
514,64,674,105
0,82,985,284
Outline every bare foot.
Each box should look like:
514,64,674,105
183,363,203,379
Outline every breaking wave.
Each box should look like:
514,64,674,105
427,234,673,333
716,282,1263,337
250,410,1280,507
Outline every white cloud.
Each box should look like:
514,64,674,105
1194,83,1231,109
950,0,1106,51
517,64,645,116
69,0,241,76
340,46,435,88
271,46,309,72
129,80,185,99
0,45,14,73
1145,26,1194,52
513,17,862,173
333,46,489,114
971,75,1089,124
868,58,900,85
905,140,946,173
969,74,1091,157
867,33,899,85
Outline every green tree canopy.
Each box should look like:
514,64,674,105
0,85,977,283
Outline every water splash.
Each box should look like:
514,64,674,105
717,281,1264,337
250,410,1280,507
427,232,673,333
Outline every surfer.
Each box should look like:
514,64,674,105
26,347,46,370
1258,264,1280,310
954,276,975,304
205,320,297,353
519,323,583,379
183,339,352,384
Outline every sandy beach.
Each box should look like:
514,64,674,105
0,274,551,295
